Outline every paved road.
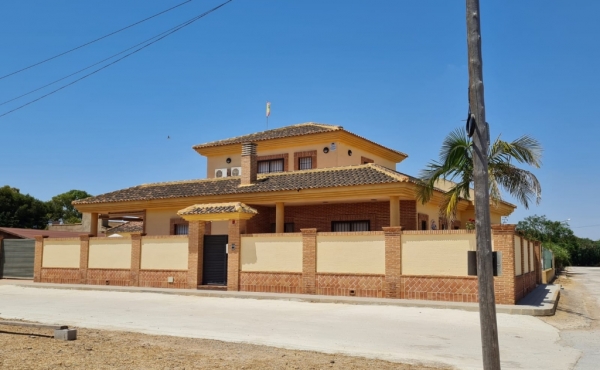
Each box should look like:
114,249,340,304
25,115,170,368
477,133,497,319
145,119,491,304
545,266,600,370
0,284,578,369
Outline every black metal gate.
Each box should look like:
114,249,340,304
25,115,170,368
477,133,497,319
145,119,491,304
202,235,228,285
0,239,35,279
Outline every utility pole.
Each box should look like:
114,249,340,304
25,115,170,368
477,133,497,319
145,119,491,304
466,1,501,369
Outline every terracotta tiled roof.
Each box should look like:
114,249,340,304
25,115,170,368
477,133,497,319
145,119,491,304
0,227,83,239
106,221,143,234
192,122,408,158
193,122,342,149
178,202,258,216
73,164,414,205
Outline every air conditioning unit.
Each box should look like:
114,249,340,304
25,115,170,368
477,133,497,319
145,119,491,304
215,168,229,178
230,167,242,177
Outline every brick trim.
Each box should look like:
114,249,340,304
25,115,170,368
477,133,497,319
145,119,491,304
257,153,289,172
293,150,317,170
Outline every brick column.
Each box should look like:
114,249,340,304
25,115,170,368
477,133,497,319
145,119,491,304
301,228,317,294
276,202,285,233
491,225,516,304
383,226,402,298
130,233,144,287
187,221,205,289
33,236,47,283
79,234,91,284
90,212,99,236
227,219,246,291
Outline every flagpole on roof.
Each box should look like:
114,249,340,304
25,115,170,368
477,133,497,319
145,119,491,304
266,101,271,129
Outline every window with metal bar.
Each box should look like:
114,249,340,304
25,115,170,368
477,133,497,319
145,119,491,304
174,224,189,235
298,157,312,170
258,159,284,173
331,220,370,232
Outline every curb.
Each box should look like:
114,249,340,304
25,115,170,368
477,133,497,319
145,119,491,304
1,280,559,316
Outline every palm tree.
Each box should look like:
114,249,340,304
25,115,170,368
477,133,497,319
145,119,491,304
417,127,542,221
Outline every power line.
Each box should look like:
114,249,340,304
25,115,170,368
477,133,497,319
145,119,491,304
0,10,205,107
0,0,193,81
0,0,233,119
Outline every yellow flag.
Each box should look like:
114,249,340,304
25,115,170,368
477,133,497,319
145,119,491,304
266,101,271,117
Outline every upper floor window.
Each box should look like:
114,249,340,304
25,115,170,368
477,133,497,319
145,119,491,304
331,220,370,232
258,159,284,173
174,224,189,235
298,157,312,170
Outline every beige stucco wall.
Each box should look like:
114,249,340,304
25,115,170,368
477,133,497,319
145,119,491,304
402,233,476,276
206,141,396,178
211,221,229,235
529,240,535,271
145,209,179,236
141,238,188,270
88,239,132,269
241,235,303,272
523,239,530,273
42,239,80,268
515,236,522,276
316,235,385,274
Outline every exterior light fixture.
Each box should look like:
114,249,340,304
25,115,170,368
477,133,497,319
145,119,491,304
323,147,329,153
226,158,232,164
348,150,352,156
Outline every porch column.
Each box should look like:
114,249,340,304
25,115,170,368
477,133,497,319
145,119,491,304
383,226,402,298
90,213,99,236
33,236,47,283
227,219,246,291
79,234,91,284
389,196,400,227
187,221,205,289
276,202,285,233
301,228,317,294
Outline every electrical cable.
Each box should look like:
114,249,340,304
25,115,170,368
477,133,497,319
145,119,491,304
0,9,206,107
0,0,192,81
0,0,233,119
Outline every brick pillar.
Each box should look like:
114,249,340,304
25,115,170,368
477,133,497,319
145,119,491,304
227,219,246,291
389,196,400,227
187,221,205,289
301,228,317,294
383,226,402,298
399,200,417,231
33,236,47,282
130,233,143,287
79,234,91,284
491,225,516,304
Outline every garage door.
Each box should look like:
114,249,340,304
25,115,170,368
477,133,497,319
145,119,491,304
0,239,35,279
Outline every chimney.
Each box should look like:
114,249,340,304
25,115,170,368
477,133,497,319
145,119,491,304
241,142,257,185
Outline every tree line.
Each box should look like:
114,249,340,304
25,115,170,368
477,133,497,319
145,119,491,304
517,215,600,268
0,186,92,229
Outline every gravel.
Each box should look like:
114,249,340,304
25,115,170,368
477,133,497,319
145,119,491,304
0,325,442,370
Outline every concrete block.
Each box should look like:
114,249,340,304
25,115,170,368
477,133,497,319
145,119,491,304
54,329,77,341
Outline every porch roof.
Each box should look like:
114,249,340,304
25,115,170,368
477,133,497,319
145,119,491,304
73,164,424,206
178,202,258,216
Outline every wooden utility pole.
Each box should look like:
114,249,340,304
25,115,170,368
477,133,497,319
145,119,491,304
466,0,501,369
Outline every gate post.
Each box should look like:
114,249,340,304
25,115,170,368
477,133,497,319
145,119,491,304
227,219,245,291
383,226,402,298
33,236,47,283
301,228,317,294
187,221,205,289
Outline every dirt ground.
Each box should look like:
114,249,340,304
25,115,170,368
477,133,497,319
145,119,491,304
0,324,443,370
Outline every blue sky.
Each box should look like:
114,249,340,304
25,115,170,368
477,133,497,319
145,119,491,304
1,1,599,239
